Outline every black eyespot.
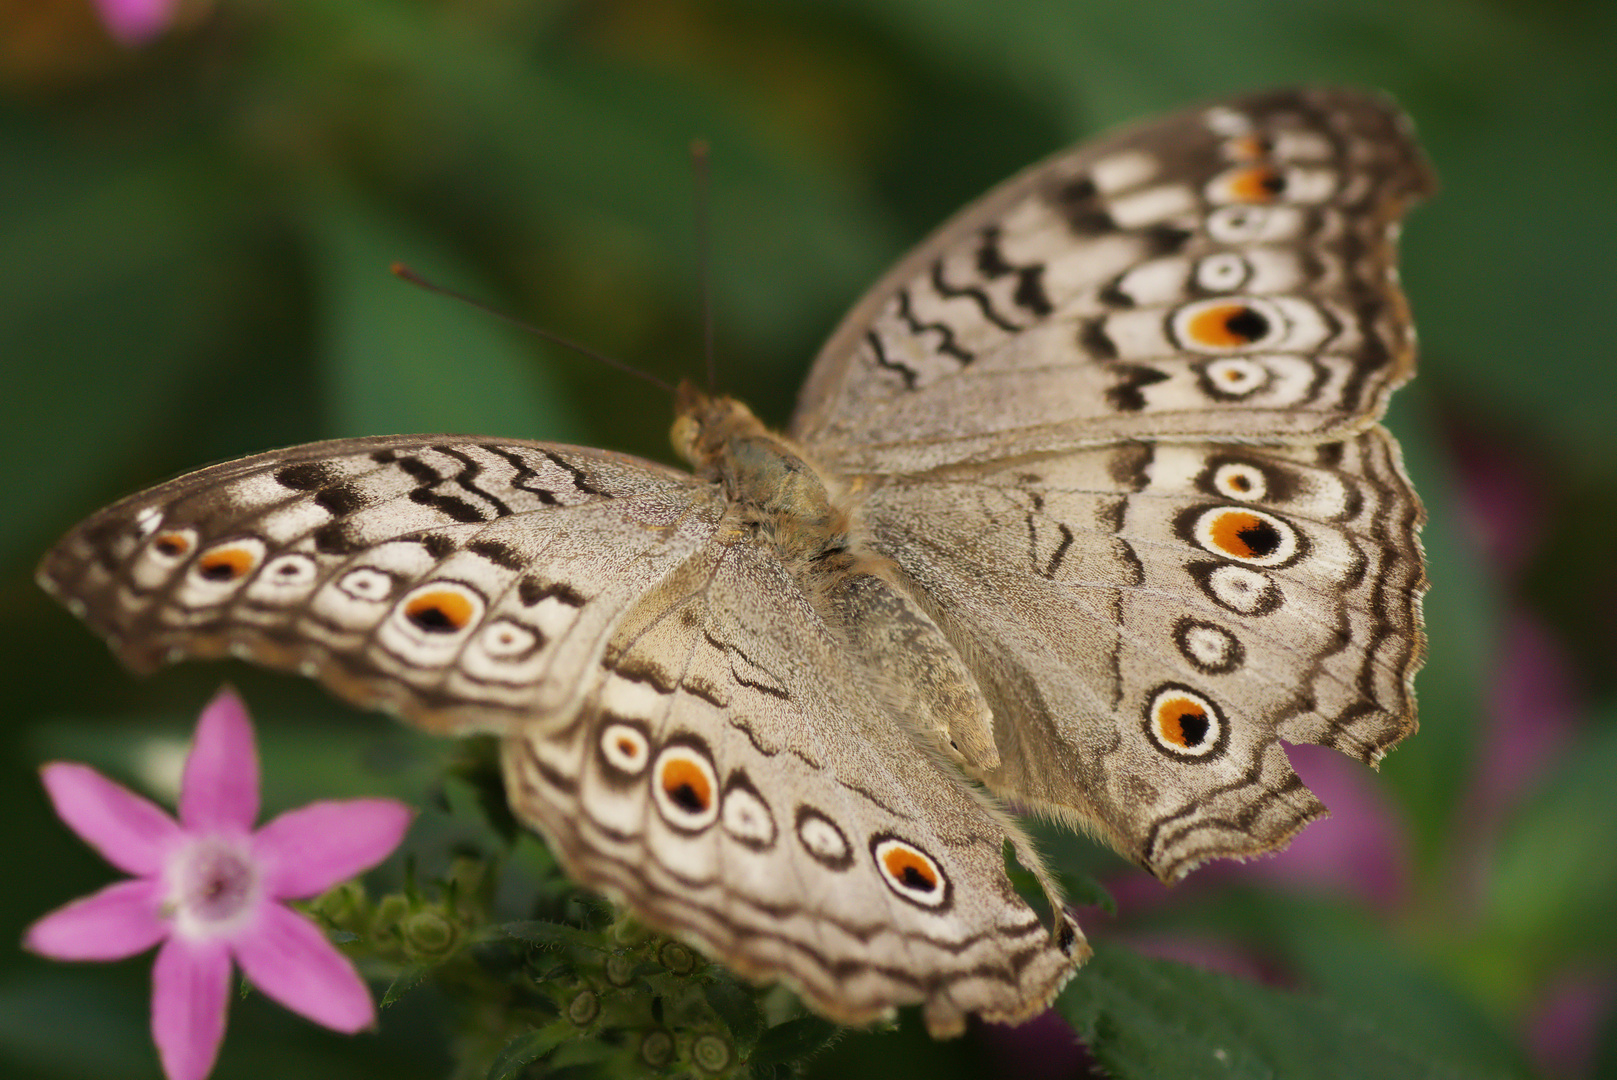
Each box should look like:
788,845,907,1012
1223,307,1270,342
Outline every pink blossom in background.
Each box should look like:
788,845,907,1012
978,1008,1093,1080
1449,422,1552,578
94,0,179,45
23,688,413,1080
1471,609,1581,830
1527,974,1616,1080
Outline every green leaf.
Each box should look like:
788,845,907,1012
298,188,583,442
1188,892,1534,1079
500,920,607,951
381,964,433,1008
486,1020,573,1080
749,1015,842,1068
1059,943,1492,1080
0,136,250,567
701,973,765,1048
1481,705,1617,983
1065,872,1118,916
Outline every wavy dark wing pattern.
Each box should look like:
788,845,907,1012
787,86,1429,880
503,538,1082,1035
862,429,1425,879
39,434,1083,1033
38,436,724,735
792,88,1434,474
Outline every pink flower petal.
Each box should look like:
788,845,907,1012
96,0,178,45
179,688,259,834
41,762,181,876
254,799,412,899
152,936,231,1080
233,903,374,1033
23,878,167,961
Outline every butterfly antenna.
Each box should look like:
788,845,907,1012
390,263,674,394
690,139,718,391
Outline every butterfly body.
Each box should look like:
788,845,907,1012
40,88,1431,1035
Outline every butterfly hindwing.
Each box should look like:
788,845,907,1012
859,427,1424,877
503,540,1082,1035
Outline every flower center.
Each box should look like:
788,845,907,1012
167,836,259,939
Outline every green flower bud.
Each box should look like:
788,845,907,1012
639,1029,674,1067
611,915,651,946
308,880,367,932
604,953,637,987
402,909,458,959
658,941,696,975
693,1033,732,1074
567,989,600,1026
372,893,411,940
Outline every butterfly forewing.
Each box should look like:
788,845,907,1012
38,436,724,734
791,87,1434,475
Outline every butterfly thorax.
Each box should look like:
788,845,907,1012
672,383,853,566
672,382,1005,775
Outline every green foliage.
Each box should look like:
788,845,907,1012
5,1,1615,1078
1476,708,1617,996
1060,945,1489,1080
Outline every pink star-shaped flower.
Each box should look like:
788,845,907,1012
23,688,412,1080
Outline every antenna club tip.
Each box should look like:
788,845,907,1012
689,138,710,159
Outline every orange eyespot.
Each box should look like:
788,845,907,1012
616,735,641,758
660,757,713,813
405,589,475,632
1156,696,1210,748
1186,303,1270,349
1144,686,1226,759
872,837,948,907
882,846,938,892
1207,510,1281,560
197,546,256,582
1226,134,1270,161
1224,164,1286,203
153,532,191,557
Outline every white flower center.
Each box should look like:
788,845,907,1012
166,835,260,940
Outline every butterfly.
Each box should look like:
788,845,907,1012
38,87,1431,1036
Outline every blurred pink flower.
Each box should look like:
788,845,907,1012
23,688,412,1080
1526,973,1616,1079
1470,609,1581,831
95,0,179,45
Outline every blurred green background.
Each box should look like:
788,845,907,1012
3,0,1615,1077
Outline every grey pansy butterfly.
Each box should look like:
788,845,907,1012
38,87,1431,1036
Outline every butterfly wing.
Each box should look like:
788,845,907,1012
37,436,725,735
860,429,1425,878
39,435,1082,1031
791,87,1434,475
793,87,1431,877
503,538,1082,1036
